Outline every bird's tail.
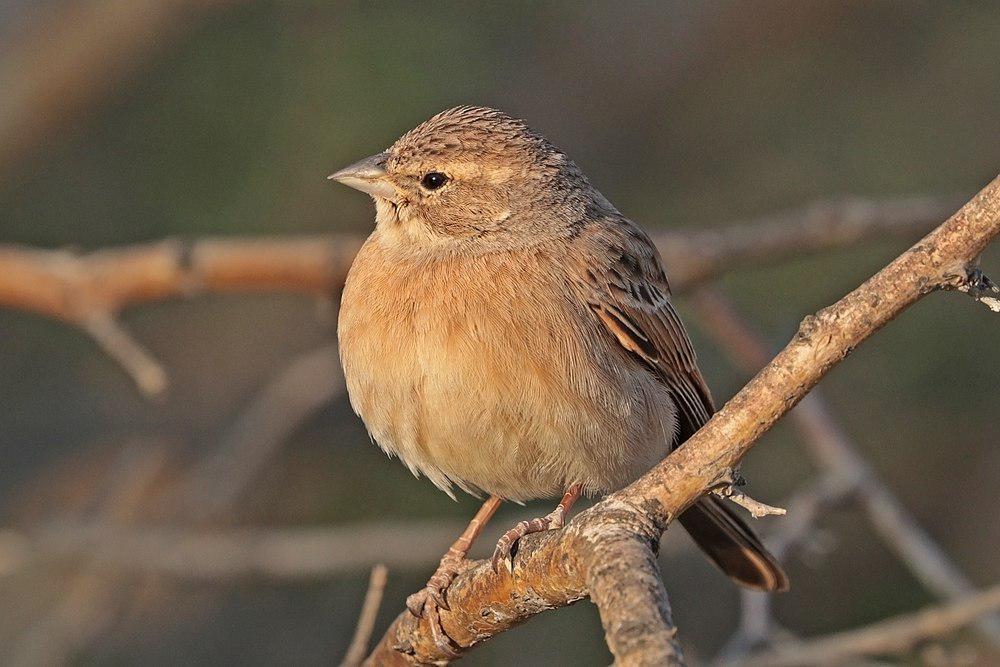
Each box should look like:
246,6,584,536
678,495,789,592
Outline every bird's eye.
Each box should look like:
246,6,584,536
420,172,448,190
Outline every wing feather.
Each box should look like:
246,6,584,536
581,218,714,440
577,215,789,592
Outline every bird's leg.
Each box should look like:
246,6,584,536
406,494,502,618
491,483,583,572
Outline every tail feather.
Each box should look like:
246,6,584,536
679,496,789,592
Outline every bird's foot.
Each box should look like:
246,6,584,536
405,549,464,657
491,505,567,573
406,549,462,616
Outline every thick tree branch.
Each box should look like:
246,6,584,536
363,176,1000,664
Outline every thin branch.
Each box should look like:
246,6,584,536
713,486,787,519
736,584,1000,667
81,313,168,396
361,179,1000,664
0,236,358,320
656,196,962,290
341,564,389,667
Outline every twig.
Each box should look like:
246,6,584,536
735,584,1000,667
0,236,359,394
656,195,962,290
714,487,787,519
362,179,1000,664
81,313,168,396
709,469,787,519
341,564,389,667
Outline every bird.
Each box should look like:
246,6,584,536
330,106,788,636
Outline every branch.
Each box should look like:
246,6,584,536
341,564,390,667
656,195,962,290
0,197,955,394
0,198,954,322
81,313,168,396
364,176,1000,664
736,584,1000,667
0,236,358,395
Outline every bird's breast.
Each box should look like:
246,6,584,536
337,235,672,499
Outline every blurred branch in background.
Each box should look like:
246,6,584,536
0,0,240,175
340,564,389,667
691,288,1000,662
735,584,1000,667
0,236,358,396
1,520,480,581
7,442,170,667
0,197,958,396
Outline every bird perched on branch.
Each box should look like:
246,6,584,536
331,106,787,641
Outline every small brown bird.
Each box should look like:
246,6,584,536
332,106,787,628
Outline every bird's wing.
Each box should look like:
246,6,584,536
576,216,789,592
580,217,715,441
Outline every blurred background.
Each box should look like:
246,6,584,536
1,1,998,665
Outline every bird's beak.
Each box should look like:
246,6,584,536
328,152,397,200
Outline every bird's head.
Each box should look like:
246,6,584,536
329,106,606,249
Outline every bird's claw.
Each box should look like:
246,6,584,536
405,588,429,617
425,602,462,658
490,537,515,574
406,582,451,617
405,586,461,658
429,585,450,611
490,513,565,574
